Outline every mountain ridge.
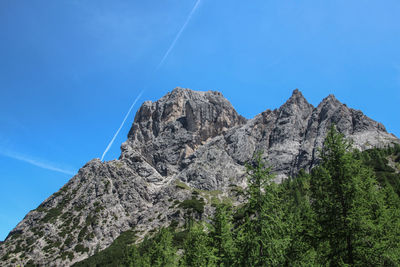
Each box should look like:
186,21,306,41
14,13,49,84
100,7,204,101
1,88,398,266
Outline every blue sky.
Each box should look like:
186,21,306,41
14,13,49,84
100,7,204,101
0,0,399,240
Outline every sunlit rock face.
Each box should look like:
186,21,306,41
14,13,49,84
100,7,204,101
121,88,246,178
1,87,398,266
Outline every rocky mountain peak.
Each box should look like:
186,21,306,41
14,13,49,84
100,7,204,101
311,93,387,139
318,93,341,110
289,88,307,102
121,88,246,176
278,89,314,118
127,88,245,141
1,88,398,266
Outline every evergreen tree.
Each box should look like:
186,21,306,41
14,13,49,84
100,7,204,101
380,184,400,265
181,223,217,267
125,244,150,267
210,204,235,266
125,228,176,267
310,126,393,265
148,228,177,267
281,171,317,266
236,153,289,266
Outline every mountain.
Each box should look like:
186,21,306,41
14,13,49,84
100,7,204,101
0,88,398,266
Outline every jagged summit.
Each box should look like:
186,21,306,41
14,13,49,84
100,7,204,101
1,88,398,266
281,89,313,109
127,88,245,140
278,89,314,118
122,88,246,176
323,93,338,101
290,88,308,100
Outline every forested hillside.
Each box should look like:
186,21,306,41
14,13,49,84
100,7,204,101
74,127,400,266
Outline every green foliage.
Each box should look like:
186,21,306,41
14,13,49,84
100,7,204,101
360,144,400,196
1,252,10,261
74,244,89,254
310,126,398,265
72,230,137,267
181,223,217,267
25,259,36,266
126,228,177,267
85,214,96,227
61,251,74,261
77,226,88,242
172,229,188,248
64,236,73,247
178,198,205,214
31,227,44,238
281,171,317,265
235,153,290,266
41,207,62,223
175,180,190,190
93,202,104,213
210,204,235,266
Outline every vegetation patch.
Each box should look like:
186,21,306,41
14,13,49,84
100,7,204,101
6,230,22,240
31,228,44,238
35,206,47,212
61,211,73,221
25,260,35,266
12,240,24,254
178,197,205,214
361,143,400,196
74,244,89,254
230,185,245,196
64,236,73,248
94,202,104,213
61,251,74,261
26,237,34,247
43,244,55,253
72,229,137,267
77,226,88,242
175,180,190,190
85,214,97,227
1,252,10,261
41,207,62,223
74,203,85,212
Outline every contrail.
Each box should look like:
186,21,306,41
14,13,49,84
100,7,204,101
101,0,201,161
101,91,143,161
155,0,202,72
0,149,75,175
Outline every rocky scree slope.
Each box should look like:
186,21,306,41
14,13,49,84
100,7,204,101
0,88,398,266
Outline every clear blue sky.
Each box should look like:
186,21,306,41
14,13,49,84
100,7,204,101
0,0,399,240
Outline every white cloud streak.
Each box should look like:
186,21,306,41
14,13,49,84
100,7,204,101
0,150,75,175
100,0,201,161
101,91,143,161
155,0,202,72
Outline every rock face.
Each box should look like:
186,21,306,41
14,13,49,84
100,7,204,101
121,89,246,179
0,88,398,266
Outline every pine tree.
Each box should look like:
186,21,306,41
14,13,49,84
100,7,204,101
148,228,177,267
236,153,289,266
380,184,400,265
181,223,217,267
125,228,176,267
210,204,235,266
281,171,317,265
125,244,151,267
310,126,393,265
